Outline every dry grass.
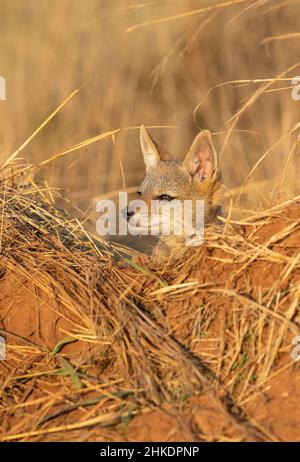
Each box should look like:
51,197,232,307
0,0,300,442
1,0,300,210
0,161,300,441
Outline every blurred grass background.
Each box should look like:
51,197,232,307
0,0,300,215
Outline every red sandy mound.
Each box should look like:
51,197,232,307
0,185,300,441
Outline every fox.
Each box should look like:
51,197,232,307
126,125,222,260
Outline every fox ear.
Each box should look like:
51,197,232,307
183,130,218,182
140,125,161,170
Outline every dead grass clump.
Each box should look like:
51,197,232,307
0,169,300,441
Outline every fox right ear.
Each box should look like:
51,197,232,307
183,130,218,182
140,125,160,170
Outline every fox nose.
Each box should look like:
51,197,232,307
121,207,135,220
126,208,135,219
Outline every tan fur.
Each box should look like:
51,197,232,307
135,126,222,260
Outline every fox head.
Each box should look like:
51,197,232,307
126,126,221,243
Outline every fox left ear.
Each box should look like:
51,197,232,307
140,125,173,170
183,130,218,182
140,125,160,170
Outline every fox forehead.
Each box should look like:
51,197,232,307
139,160,192,198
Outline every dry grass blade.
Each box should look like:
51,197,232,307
3,81,91,168
126,0,249,33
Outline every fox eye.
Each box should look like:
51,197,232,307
158,194,174,202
